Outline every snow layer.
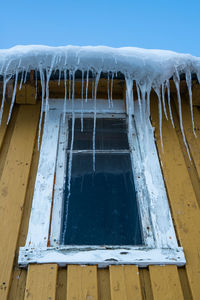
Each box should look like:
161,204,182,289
1,45,200,83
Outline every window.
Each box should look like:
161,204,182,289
19,99,185,267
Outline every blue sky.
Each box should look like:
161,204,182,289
0,0,199,56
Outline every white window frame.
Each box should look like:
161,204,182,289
18,98,185,267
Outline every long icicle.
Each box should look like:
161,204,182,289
7,70,19,124
166,79,175,128
161,82,168,120
173,74,191,159
107,72,111,108
93,71,101,171
125,76,134,146
85,69,89,102
69,71,71,100
35,69,38,99
67,70,76,198
38,67,45,149
24,67,28,84
155,88,163,149
19,70,24,90
63,69,67,123
0,73,12,124
136,83,143,122
45,55,56,121
110,72,114,107
186,70,196,137
81,69,84,131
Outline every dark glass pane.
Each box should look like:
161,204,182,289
61,153,143,245
68,118,129,150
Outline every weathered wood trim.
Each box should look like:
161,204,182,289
50,117,68,246
133,103,178,249
110,265,143,300
24,264,58,300
18,246,185,267
0,104,40,300
25,110,61,248
67,265,98,300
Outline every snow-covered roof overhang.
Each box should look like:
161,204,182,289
0,45,200,154
0,45,200,85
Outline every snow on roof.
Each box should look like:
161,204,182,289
0,45,200,85
0,45,200,156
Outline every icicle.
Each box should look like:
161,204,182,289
196,71,200,84
161,83,168,120
45,56,56,119
63,69,67,123
92,76,94,99
72,70,75,103
125,77,134,149
67,70,76,198
93,72,101,171
107,72,111,108
155,88,163,149
186,70,196,137
81,70,84,132
110,72,114,107
146,87,151,117
173,75,191,159
58,68,61,86
19,70,24,90
62,112,76,242
136,83,143,122
69,71,71,100
24,68,28,84
35,69,38,99
0,74,12,124
7,71,19,124
67,113,75,197
85,69,89,102
166,79,175,128
38,67,45,148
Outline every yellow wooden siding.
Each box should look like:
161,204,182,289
0,92,200,299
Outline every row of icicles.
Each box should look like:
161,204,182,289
1,66,198,240
0,68,197,194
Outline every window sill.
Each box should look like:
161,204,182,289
19,246,185,268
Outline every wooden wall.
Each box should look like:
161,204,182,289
0,83,200,299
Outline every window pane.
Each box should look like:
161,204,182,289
68,118,129,150
61,153,143,245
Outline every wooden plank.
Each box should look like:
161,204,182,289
0,104,40,300
0,102,10,151
8,268,27,300
8,126,41,300
149,265,184,300
178,267,193,300
177,98,200,181
139,268,153,300
16,84,36,105
56,268,67,300
109,265,142,300
24,264,58,300
151,94,200,299
67,265,98,300
172,96,200,208
98,268,111,300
